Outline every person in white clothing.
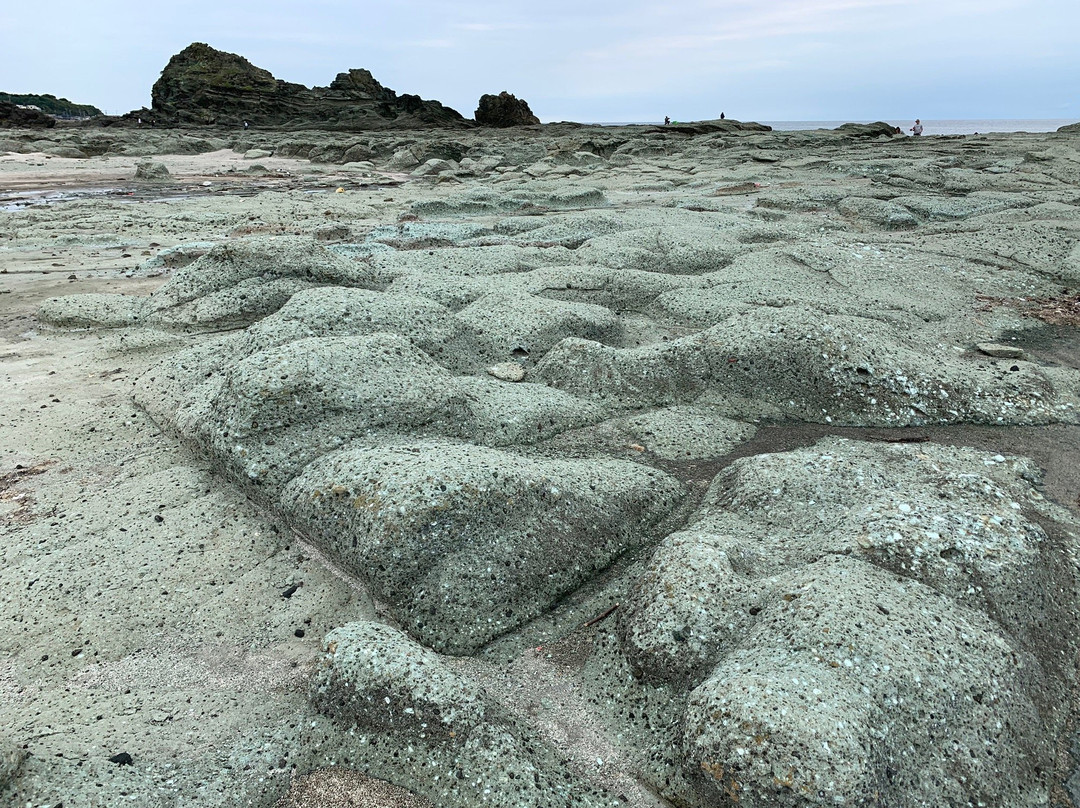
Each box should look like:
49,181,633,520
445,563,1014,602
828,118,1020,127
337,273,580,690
910,119,923,136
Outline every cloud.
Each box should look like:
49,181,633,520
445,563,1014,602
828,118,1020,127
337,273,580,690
408,38,457,49
452,22,531,31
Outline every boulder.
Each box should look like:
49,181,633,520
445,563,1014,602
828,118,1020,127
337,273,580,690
475,91,540,127
134,160,171,180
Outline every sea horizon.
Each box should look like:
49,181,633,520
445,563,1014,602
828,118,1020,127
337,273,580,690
579,118,1077,135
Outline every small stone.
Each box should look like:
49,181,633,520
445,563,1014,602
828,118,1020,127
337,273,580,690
108,752,134,766
487,362,526,382
976,342,1023,359
134,161,170,181
0,744,26,788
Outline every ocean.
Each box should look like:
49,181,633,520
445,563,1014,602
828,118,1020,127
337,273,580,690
591,119,1077,135
761,119,1076,135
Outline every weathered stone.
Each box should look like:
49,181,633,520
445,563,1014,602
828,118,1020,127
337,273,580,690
535,305,1080,426
612,438,1078,806
147,236,381,315
134,160,171,180
181,334,471,490
239,286,489,372
311,622,618,808
487,361,526,381
0,743,26,792
977,341,1024,358
281,442,684,652
457,292,621,359
38,293,150,329
838,196,919,229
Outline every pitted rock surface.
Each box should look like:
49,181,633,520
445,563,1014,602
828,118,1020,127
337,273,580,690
536,305,1079,426
607,438,1079,807
311,622,618,808
282,442,684,653
21,123,1080,808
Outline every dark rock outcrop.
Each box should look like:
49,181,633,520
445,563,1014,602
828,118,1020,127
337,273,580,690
0,101,55,128
147,43,470,130
652,119,772,135
835,120,901,137
475,91,540,127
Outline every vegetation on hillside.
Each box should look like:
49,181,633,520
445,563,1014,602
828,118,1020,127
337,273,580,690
0,92,102,118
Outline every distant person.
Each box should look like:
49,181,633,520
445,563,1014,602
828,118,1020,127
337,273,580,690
894,126,902,134
720,112,725,120
244,120,249,129
664,116,670,125
910,119,923,136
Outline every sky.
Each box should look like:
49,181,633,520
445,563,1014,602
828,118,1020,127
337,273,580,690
2,0,1077,123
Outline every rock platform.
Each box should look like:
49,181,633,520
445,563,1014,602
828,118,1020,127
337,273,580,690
4,120,1080,807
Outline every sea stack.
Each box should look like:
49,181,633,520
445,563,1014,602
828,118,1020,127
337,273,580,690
474,91,541,127
145,42,470,130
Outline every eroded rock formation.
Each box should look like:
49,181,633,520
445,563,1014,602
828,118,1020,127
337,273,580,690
475,91,540,127
146,43,469,129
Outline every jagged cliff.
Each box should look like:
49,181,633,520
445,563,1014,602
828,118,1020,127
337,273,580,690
144,43,470,130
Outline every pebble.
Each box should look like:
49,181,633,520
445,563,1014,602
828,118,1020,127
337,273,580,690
486,362,526,382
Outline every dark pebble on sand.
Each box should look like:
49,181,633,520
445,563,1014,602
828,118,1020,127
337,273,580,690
294,629,305,638
281,584,299,599
154,514,164,523
109,752,133,766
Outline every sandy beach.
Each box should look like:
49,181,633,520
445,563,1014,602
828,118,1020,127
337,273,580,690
3,122,1080,807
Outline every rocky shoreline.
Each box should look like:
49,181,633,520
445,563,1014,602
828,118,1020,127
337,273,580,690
2,122,1080,807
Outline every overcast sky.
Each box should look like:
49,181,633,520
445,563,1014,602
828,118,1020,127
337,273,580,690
2,0,1077,122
